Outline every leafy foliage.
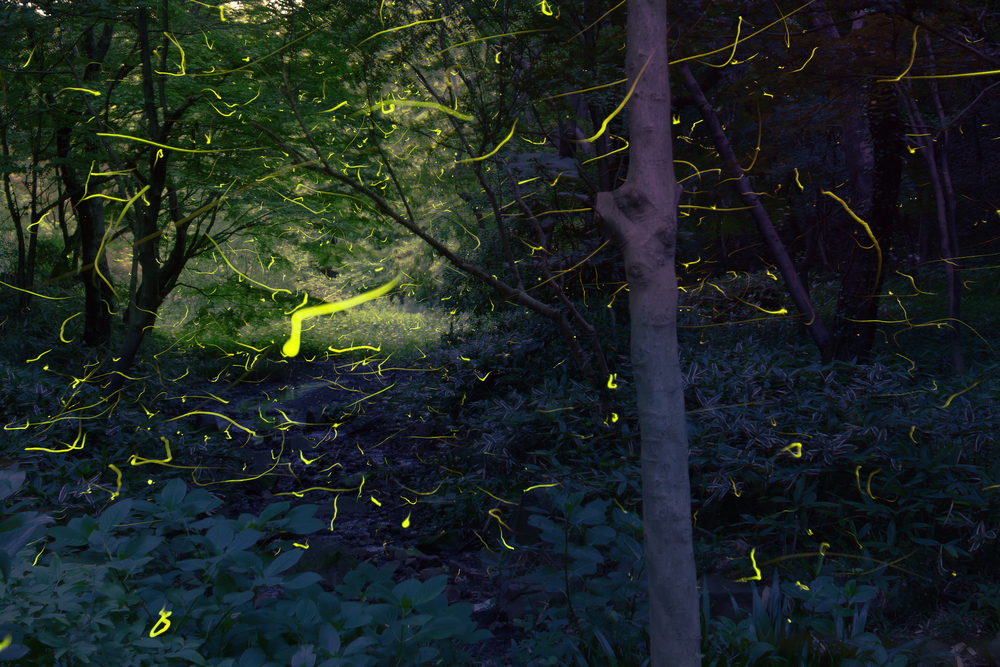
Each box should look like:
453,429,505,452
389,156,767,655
0,475,489,666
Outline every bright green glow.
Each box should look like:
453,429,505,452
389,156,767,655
282,273,402,357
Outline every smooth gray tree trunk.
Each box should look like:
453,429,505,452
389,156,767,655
593,0,700,664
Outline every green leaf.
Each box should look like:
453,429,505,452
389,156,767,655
290,644,317,667
224,590,255,607
585,525,616,547
342,636,375,656
119,534,162,560
170,648,208,665
265,549,304,577
281,505,324,534
240,646,267,667
211,570,236,597
395,575,448,608
228,550,264,573
567,543,602,565
0,471,26,503
575,498,610,525
282,572,324,590
0,510,53,581
228,528,264,553
97,500,133,533
159,478,188,507
317,623,341,655
206,524,236,552
258,502,291,525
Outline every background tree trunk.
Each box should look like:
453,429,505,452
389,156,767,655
593,0,699,664
677,62,833,360
810,4,904,364
831,82,904,363
897,79,965,375
54,23,118,347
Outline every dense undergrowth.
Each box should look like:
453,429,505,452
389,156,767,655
2,262,999,665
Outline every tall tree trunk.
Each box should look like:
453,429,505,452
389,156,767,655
924,31,964,375
104,308,158,401
52,23,118,347
810,7,874,212
830,82,904,363
897,79,964,375
54,154,115,345
55,141,115,347
810,4,903,363
0,127,26,290
593,0,699,664
677,62,834,360
22,121,43,312
102,3,168,400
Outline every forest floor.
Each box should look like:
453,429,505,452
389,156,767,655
167,358,1000,667
172,358,522,665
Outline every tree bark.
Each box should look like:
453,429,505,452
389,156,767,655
102,3,170,400
924,31,964,375
54,23,118,347
23,123,41,313
0,127,26,296
830,82,904,363
809,3,902,364
809,5,874,212
593,0,699,664
55,139,116,347
897,79,964,375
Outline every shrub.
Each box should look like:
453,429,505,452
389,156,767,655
0,476,489,666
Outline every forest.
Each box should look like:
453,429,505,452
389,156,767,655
1,0,1000,665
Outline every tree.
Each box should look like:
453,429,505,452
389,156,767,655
232,0,626,412
660,1,995,370
891,19,996,375
0,0,372,398
0,6,105,327
675,61,834,357
593,0,700,664
802,3,905,365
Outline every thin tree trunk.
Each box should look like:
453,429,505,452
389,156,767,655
897,79,964,374
53,23,118,347
785,191,820,341
677,62,833,359
0,127,26,292
925,32,964,375
56,141,115,347
588,103,614,192
22,121,43,312
103,3,168,400
593,0,699,663
809,4,874,213
103,306,158,400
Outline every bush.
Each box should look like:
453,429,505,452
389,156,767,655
495,486,925,667
0,475,489,666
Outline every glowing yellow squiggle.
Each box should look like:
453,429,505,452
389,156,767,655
822,190,882,290
282,273,401,357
